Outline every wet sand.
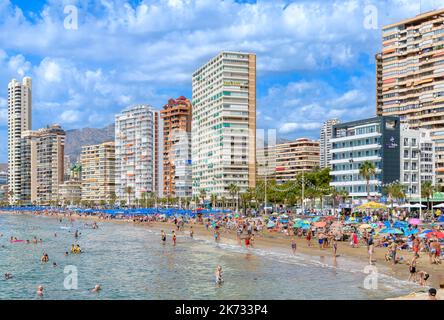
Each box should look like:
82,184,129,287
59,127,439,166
2,210,443,296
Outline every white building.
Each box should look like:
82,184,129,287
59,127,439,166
115,105,161,205
320,119,339,169
7,77,32,204
400,123,435,199
191,51,256,198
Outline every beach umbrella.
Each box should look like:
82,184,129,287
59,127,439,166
313,221,326,228
433,203,444,208
438,216,444,222
393,221,408,229
356,202,387,210
379,228,403,235
426,231,444,239
409,203,427,208
266,221,275,228
408,218,421,225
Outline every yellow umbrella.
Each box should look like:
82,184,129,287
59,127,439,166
356,201,386,210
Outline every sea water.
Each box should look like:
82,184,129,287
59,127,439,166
0,213,419,300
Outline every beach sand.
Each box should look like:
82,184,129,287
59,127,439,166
2,210,443,299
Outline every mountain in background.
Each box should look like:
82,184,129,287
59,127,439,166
65,124,115,162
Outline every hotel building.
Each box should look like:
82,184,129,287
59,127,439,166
115,105,162,204
274,138,320,183
379,9,444,188
160,96,192,198
80,142,116,204
20,125,65,205
330,116,434,200
191,51,256,198
400,123,435,198
7,77,32,204
320,119,340,169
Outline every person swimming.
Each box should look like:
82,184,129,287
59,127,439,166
75,244,81,254
4,273,13,280
41,253,49,263
70,244,75,253
37,285,44,296
91,284,102,292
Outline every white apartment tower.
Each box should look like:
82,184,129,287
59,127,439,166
7,77,32,203
320,119,339,169
191,51,256,198
115,105,161,205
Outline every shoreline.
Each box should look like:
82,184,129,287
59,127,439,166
1,210,443,299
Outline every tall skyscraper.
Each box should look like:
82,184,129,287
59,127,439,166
7,77,32,203
320,119,339,169
160,96,192,198
115,105,160,204
81,142,115,204
375,53,383,116
20,124,65,205
191,51,256,199
379,9,444,188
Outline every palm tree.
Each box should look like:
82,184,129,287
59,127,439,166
210,194,218,209
220,196,227,212
228,183,240,212
359,161,377,199
125,186,133,207
199,189,207,206
383,182,406,207
421,181,435,210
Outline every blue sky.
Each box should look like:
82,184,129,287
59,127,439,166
0,0,443,162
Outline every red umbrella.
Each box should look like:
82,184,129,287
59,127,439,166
313,221,327,228
426,231,444,239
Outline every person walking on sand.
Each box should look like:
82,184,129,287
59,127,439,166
190,226,194,238
333,239,338,257
306,229,312,247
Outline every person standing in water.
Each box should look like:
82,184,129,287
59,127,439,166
291,237,297,255
172,231,177,246
215,265,223,285
161,230,166,244
190,227,194,238
37,285,44,297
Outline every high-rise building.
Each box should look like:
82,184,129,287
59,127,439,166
375,53,383,116
379,9,444,188
274,138,320,183
20,125,65,205
330,116,400,199
115,105,160,204
160,96,192,198
191,51,256,198
7,77,32,203
400,123,435,198
320,119,340,169
80,142,115,204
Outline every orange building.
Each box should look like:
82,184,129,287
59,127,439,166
160,96,192,197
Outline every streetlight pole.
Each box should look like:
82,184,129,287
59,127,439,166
301,171,305,214
418,149,422,220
